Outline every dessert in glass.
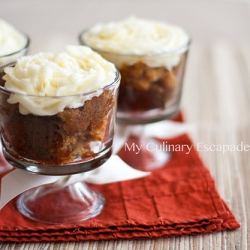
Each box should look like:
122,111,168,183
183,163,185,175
0,45,120,223
79,17,190,170
0,19,30,67
0,19,30,174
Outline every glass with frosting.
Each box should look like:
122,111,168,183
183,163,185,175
79,17,190,124
0,45,120,175
0,19,30,67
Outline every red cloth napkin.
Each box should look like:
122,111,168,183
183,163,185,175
0,130,240,242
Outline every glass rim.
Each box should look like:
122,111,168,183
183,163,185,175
0,33,30,58
78,29,191,57
0,62,121,98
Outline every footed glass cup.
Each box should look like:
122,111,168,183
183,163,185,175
0,65,120,224
79,31,190,171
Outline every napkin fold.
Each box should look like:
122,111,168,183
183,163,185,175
0,155,150,209
0,132,240,242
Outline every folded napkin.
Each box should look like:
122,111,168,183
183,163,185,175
0,131,240,242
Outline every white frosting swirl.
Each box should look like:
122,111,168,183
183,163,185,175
3,45,117,116
0,19,27,60
82,17,190,68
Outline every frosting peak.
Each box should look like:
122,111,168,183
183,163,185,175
2,45,117,116
82,17,190,56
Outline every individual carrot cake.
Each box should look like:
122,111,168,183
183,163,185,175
80,17,190,122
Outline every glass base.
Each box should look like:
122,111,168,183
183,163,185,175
140,137,171,171
16,181,105,224
119,134,171,172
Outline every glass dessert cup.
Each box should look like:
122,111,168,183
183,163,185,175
0,65,120,224
79,32,190,171
0,34,30,67
0,34,30,173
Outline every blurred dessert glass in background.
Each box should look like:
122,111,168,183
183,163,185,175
80,17,190,124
